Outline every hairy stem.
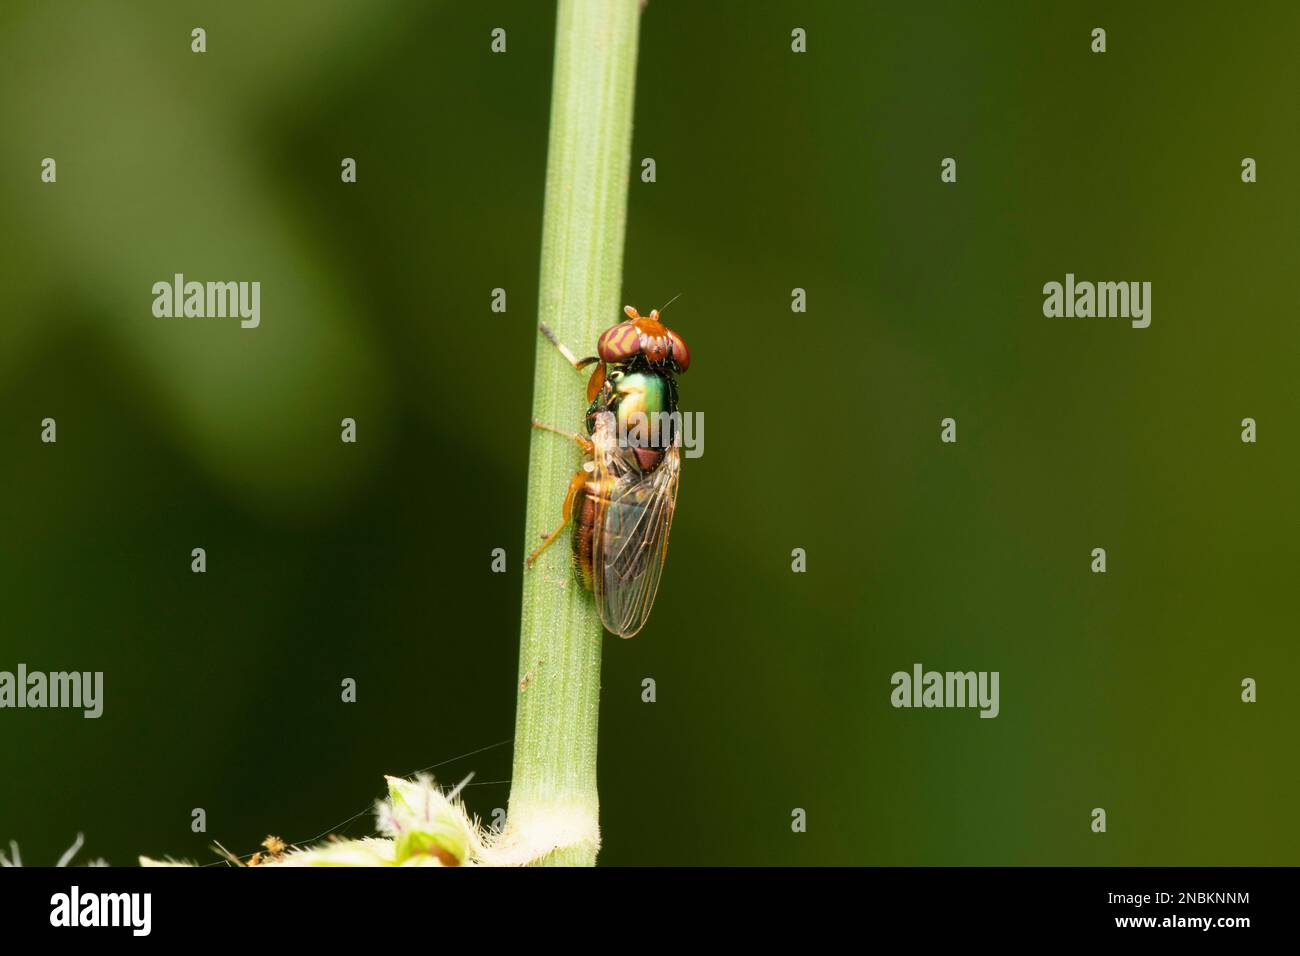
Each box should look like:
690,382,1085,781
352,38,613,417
505,0,642,867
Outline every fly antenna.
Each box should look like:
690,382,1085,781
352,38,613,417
657,292,683,315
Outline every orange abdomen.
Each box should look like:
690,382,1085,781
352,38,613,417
572,484,598,591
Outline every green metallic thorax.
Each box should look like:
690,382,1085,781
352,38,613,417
586,365,680,457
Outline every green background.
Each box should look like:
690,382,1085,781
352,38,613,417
1,0,1296,866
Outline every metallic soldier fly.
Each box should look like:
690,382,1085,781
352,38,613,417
527,303,691,638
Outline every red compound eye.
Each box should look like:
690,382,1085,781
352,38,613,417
666,328,690,373
598,321,641,362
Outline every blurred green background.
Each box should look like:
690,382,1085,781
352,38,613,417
1,0,1296,866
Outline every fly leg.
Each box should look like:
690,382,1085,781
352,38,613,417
527,468,589,567
539,323,599,370
539,324,608,402
526,419,596,566
531,418,594,455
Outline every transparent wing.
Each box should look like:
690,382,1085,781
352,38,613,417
590,419,681,639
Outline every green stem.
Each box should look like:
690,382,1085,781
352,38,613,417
505,0,642,867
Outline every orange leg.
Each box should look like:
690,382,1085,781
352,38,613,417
531,418,593,455
527,469,589,566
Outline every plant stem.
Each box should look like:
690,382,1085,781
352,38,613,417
505,0,642,867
